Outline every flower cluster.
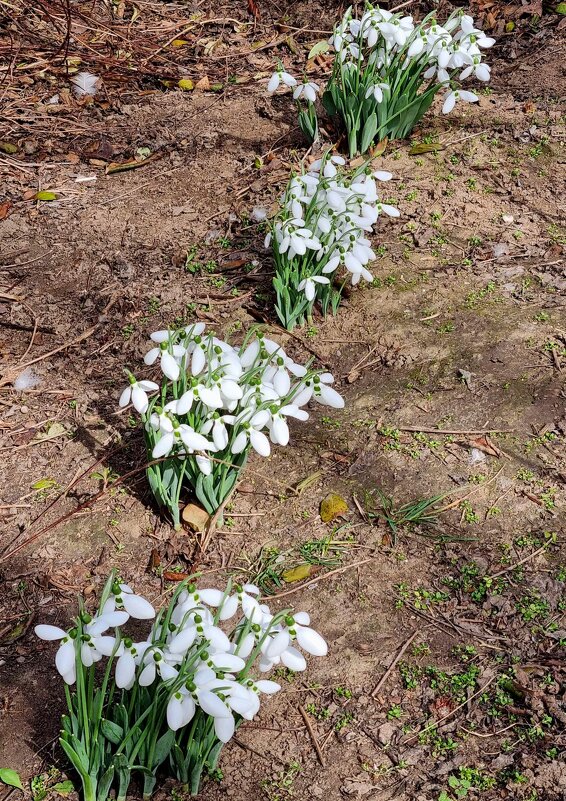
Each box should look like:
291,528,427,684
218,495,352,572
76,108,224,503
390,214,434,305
36,573,327,799
268,152,399,330
120,324,344,525
267,5,494,154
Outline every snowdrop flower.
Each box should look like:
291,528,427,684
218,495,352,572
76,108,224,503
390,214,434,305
144,342,184,381
442,88,478,114
152,423,213,459
167,686,196,730
138,648,179,686
35,624,78,684
365,82,389,103
268,403,308,446
312,376,344,409
115,638,151,689
292,82,319,103
460,58,491,82
110,583,156,619
236,583,264,623
267,69,297,93
150,323,205,343
298,275,330,302
119,376,159,414
231,419,271,458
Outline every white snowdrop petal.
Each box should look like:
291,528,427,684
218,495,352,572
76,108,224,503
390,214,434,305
295,626,328,656
159,662,178,682
204,626,232,653
95,636,118,656
35,624,67,641
161,351,180,381
122,594,155,620
119,387,131,408
167,696,185,731
266,629,291,659
152,432,175,459
250,429,271,457
169,626,197,654
280,646,307,672
214,714,236,743
55,640,76,676
267,73,280,93
198,690,231,718
209,653,246,673
219,594,239,621
138,663,156,686
116,652,136,688
255,680,281,694
199,588,224,606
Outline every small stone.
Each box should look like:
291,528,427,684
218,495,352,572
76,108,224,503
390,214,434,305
502,214,514,224
377,722,396,745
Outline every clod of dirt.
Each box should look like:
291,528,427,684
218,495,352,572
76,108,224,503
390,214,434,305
377,721,397,745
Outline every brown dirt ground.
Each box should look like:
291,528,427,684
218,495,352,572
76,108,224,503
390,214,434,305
1,1,565,800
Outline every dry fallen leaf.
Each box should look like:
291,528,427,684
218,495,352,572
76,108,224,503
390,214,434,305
195,75,211,91
282,564,314,583
181,503,209,532
163,571,192,582
469,435,502,458
320,492,349,523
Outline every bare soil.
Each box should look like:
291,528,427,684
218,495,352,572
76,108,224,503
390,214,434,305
1,2,565,800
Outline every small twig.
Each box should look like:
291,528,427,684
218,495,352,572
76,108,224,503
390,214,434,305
435,468,503,513
371,630,417,698
486,545,548,581
200,480,240,554
460,723,520,738
0,325,99,386
352,492,369,522
299,706,325,766
232,736,283,764
266,557,376,600
397,426,513,435
485,486,514,520
0,251,53,270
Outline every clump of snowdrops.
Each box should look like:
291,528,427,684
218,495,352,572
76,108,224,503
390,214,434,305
35,572,328,799
268,5,494,155
266,151,399,330
119,324,344,526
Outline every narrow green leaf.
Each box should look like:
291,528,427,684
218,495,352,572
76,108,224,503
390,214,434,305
153,729,175,768
0,769,23,790
100,719,123,745
95,767,114,801
360,112,378,154
59,741,89,782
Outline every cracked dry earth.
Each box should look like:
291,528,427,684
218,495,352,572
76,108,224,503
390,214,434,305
1,4,566,801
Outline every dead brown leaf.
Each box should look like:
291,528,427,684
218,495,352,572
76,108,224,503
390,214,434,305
195,75,211,91
469,435,502,458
